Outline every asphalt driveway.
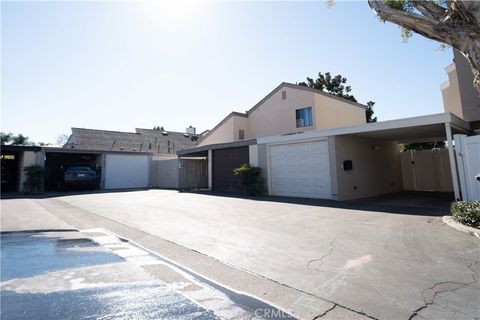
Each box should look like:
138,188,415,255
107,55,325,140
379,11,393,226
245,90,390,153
1,190,479,320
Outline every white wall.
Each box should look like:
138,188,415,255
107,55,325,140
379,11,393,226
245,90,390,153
455,134,480,200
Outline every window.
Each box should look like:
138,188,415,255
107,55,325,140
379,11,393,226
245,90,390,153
296,107,313,127
281,90,287,100
239,129,245,140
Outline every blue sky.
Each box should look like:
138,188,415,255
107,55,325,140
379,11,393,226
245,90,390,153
1,1,453,144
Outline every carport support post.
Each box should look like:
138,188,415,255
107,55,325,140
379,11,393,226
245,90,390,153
445,123,461,200
208,149,213,190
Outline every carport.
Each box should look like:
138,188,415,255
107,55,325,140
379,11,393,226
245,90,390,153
177,140,256,193
44,148,152,191
44,149,103,191
257,112,472,201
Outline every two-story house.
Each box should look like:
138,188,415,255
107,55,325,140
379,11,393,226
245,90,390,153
198,82,367,146
179,73,474,201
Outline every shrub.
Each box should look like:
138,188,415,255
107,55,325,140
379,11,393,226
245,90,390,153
233,163,266,196
451,201,480,228
23,165,44,194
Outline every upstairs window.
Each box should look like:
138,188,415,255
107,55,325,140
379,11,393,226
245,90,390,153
281,90,287,100
296,107,313,127
239,129,245,140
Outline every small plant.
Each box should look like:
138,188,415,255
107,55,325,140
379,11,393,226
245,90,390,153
23,165,44,194
451,201,480,228
233,163,266,196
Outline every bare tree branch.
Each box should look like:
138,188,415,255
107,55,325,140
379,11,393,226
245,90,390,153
410,1,446,20
368,1,449,43
368,0,480,93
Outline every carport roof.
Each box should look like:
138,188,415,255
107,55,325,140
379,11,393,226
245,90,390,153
177,139,257,157
257,112,472,144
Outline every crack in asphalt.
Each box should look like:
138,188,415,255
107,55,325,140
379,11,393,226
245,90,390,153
313,304,336,319
408,260,479,320
307,237,337,271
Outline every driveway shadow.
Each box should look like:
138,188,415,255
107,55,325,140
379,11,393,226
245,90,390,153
178,190,453,217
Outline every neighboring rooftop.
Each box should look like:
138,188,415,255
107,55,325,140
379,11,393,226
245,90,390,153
64,127,200,155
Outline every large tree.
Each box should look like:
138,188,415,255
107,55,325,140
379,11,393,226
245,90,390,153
298,72,378,123
0,132,34,146
368,0,480,93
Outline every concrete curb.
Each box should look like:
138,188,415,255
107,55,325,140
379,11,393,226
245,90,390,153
443,216,480,238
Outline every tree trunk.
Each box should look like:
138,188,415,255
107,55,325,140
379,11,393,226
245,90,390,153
368,0,480,94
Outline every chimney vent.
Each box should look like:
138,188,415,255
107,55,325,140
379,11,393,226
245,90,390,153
186,126,196,135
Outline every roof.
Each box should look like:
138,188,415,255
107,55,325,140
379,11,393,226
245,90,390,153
43,147,153,155
65,127,200,155
257,112,472,144
1,145,43,153
177,139,257,157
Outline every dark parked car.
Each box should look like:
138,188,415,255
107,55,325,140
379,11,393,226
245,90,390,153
63,166,97,189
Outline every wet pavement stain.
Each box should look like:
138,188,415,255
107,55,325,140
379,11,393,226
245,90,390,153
1,283,218,320
1,233,124,281
0,232,219,320
1,231,296,319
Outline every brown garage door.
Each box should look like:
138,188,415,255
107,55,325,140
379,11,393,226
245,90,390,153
212,146,249,193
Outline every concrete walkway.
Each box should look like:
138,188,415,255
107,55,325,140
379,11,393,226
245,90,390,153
2,190,479,320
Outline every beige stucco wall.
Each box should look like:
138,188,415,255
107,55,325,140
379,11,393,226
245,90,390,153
199,115,249,146
453,49,480,122
314,93,366,129
232,116,249,141
334,135,403,200
198,116,235,146
442,50,480,122
19,151,44,192
248,87,316,138
441,64,464,119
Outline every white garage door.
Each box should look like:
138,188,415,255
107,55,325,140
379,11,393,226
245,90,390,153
269,140,332,199
105,154,149,189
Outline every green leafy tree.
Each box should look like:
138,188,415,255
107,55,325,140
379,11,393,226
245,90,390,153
366,101,377,123
403,141,446,151
298,72,378,123
1,132,13,145
11,134,32,146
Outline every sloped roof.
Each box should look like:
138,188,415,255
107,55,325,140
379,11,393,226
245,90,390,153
65,127,199,154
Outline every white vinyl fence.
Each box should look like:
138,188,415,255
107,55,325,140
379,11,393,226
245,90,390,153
455,134,480,200
400,149,453,192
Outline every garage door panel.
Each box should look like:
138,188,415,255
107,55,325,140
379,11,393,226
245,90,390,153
270,141,331,199
213,147,249,193
105,154,149,189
